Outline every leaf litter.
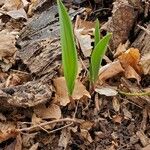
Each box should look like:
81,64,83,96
0,0,150,149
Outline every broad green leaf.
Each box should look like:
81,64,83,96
57,0,78,96
94,19,100,48
90,33,112,84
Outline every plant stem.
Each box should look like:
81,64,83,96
118,91,150,96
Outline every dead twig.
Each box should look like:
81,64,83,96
18,118,81,132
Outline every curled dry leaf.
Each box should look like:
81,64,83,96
118,48,142,83
98,61,124,83
53,77,91,106
118,48,142,74
34,104,61,120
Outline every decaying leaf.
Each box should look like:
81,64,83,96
125,65,141,84
53,77,91,106
118,48,142,74
0,122,18,143
112,97,120,112
74,16,94,57
98,61,124,83
2,0,23,11
0,30,17,71
34,104,61,120
95,86,118,96
118,48,142,83
58,128,71,149
80,129,93,143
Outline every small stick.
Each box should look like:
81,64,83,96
18,118,81,132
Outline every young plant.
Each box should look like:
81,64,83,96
57,0,78,96
90,20,111,85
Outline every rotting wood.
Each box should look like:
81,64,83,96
0,5,83,108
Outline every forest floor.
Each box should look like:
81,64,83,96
0,0,150,149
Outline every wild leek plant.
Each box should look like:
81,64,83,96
57,0,78,96
90,30,112,85
57,0,111,95
94,19,100,48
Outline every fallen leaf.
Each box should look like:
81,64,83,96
136,130,149,147
98,61,124,83
74,15,94,57
114,42,129,57
112,115,122,124
95,86,118,96
125,65,141,83
122,107,132,120
0,113,6,121
140,53,150,75
54,77,91,106
75,28,93,57
112,97,120,112
0,30,17,71
2,0,23,11
34,104,61,120
142,144,150,150
58,129,70,149
80,129,93,143
29,143,39,150
118,48,142,74
7,8,27,20
0,122,18,143
80,121,93,130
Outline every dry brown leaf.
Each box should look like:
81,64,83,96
0,113,6,121
29,143,39,150
125,65,141,84
118,48,142,74
58,129,71,149
122,107,132,120
80,121,93,130
98,61,124,82
0,122,18,143
112,97,120,112
0,30,17,71
112,115,122,124
34,104,61,120
53,77,91,106
114,42,129,57
140,53,150,75
14,134,22,150
74,16,94,57
95,86,118,96
80,129,93,143
136,130,150,147
7,8,27,20
2,0,23,11
142,144,150,150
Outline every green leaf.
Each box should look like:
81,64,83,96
90,33,112,84
94,19,100,48
57,0,78,96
